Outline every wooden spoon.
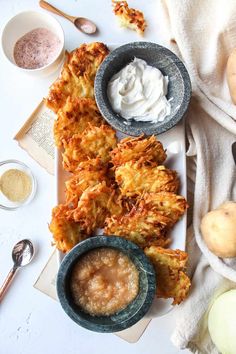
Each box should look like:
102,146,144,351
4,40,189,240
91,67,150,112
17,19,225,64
39,0,97,34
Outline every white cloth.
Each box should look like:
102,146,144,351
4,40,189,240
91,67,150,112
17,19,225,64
159,0,236,352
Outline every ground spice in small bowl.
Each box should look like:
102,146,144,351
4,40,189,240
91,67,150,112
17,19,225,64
0,169,32,202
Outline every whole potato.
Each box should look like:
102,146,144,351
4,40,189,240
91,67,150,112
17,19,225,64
226,48,236,104
200,201,236,258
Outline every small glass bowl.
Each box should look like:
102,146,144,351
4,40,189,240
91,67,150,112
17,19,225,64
0,160,36,210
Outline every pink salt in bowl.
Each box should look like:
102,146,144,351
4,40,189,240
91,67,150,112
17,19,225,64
1,11,65,76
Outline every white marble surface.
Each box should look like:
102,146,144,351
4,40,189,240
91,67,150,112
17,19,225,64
0,1,190,353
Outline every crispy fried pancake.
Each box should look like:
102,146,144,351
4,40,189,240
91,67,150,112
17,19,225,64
46,42,109,112
110,135,166,166
54,97,105,148
69,182,123,233
104,191,188,249
113,1,147,35
144,246,191,304
115,161,179,196
137,192,188,227
49,204,88,253
62,125,117,172
104,208,170,248
65,158,109,205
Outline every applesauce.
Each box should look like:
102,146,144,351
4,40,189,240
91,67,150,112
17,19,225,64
70,247,139,316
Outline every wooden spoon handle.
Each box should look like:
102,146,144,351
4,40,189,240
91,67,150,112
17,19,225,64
0,267,17,303
39,0,74,22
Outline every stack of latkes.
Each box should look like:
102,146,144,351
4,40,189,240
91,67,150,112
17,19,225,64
47,42,191,304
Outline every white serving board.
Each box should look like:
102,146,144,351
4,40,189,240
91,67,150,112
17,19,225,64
55,43,187,319
55,118,187,318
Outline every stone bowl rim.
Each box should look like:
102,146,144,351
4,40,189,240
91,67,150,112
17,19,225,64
94,41,192,136
56,235,156,333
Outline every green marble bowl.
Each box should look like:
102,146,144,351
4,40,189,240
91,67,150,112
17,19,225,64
57,236,156,333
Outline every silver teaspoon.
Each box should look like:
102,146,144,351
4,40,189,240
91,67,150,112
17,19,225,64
0,239,34,302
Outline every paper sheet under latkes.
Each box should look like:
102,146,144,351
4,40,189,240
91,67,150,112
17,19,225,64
14,100,55,175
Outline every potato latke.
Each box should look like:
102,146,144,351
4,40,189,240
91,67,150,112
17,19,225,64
54,97,105,148
46,42,109,112
115,161,179,196
145,246,191,304
62,125,117,172
113,1,147,35
110,135,166,166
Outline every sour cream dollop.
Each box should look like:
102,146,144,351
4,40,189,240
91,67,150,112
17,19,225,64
107,58,171,123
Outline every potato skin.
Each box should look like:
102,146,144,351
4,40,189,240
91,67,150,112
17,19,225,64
200,202,236,258
226,48,236,104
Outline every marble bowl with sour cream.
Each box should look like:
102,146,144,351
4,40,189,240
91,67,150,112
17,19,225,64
95,42,191,136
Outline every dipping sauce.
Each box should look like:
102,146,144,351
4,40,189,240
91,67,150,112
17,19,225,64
13,28,61,69
70,247,139,316
107,57,171,123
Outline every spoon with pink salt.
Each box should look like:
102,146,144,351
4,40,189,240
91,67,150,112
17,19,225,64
39,0,97,35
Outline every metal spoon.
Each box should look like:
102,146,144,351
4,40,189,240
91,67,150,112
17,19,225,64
0,239,34,302
39,0,97,34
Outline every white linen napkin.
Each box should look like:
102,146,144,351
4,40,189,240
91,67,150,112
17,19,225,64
158,0,236,352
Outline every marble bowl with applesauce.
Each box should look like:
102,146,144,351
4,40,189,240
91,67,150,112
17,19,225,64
57,236,156,333
94,42,191,136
